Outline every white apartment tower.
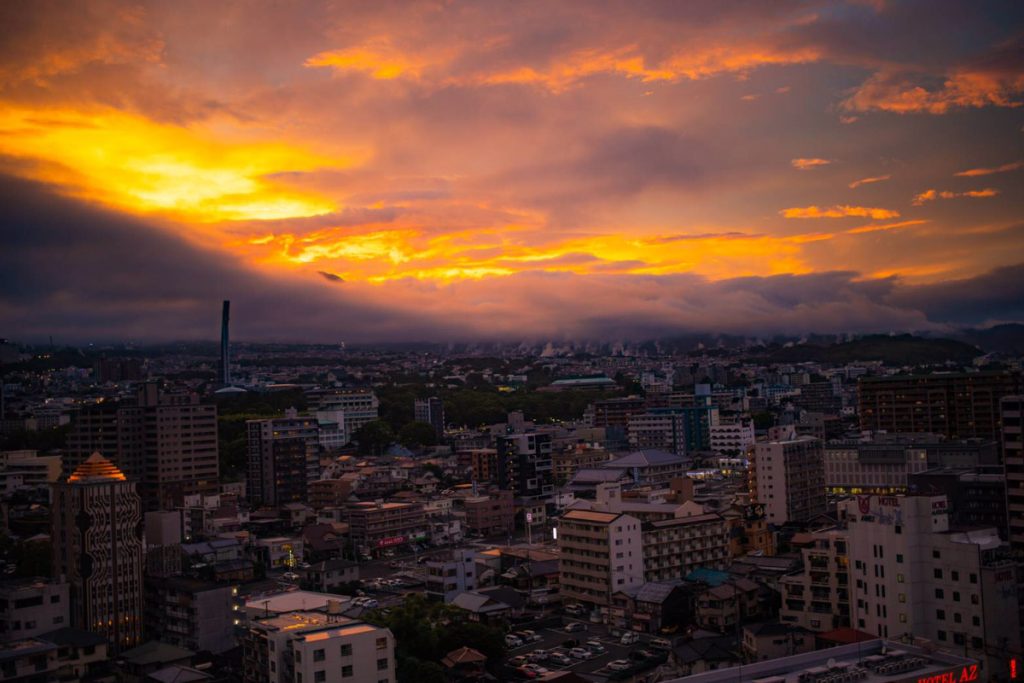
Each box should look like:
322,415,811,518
843,494,1020,675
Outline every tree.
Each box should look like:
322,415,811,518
398,421,438,449
354,420,395,455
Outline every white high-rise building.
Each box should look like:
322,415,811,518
843,493,1020,674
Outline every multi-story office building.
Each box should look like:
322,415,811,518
794,381,841,415
1004,395,1024,559
51,453,144,653
628,409,688,455
0,579,69,643
246,412,319,507
144,576,235,654
242,611,395,683
754,436,826,525
779,528,850,631
495,433,553,501
460,490,514,536
425,549,478,602
842,493,1020,673
557,509,644,610
825,434,999,495
858,371,1022,440
587,396,645,429
413,397,445,441
345,501,428,557
65,384,219,510
307,389,379,442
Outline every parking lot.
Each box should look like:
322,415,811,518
502,618,671,679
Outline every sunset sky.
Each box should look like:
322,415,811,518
2,0,1023,342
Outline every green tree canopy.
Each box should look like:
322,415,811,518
398,421,438,449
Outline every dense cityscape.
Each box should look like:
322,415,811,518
1,317,1023,682
3,1,1024,682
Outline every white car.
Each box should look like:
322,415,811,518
585,640,606,654
527,650,548,663
607,660,631,672
548,652,572,666
620,631,640,645
505,634,524,648
569,647,592,660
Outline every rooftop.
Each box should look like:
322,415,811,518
67,452,126,483
663,639,976,683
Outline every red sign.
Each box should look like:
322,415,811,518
915,665,978,683
376,535,406,548
1011,658,1018,680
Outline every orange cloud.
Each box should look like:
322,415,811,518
781,205,900,219
791,158,831,170
912,188,999,205
307,41,820,92
0,106,352,223
305,39,443,80
954,161,1023,177
842,67,1024,115
846,219,927,235
849,174,891,188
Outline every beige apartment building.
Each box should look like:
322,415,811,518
557,509,644,609
754,436,826,525
242,610,395,683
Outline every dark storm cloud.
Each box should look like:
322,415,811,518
889,263,1024,325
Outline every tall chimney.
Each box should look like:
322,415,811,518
220,300,231,386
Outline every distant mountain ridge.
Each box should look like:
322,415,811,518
754,334,983,366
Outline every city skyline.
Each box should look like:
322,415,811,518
1,1,1023,342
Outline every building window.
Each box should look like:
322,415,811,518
969,573,978,584
933,568,942,579
938,630,947,641
313,649,325,662
935,589,944,599
377,659,388,671
951,571,959,581
954,613,962,624
953,633,965,646
342,666,354,678
898,593,906,603
341,644,353,657
897,574,904,583
971,594,979,605
315,672,326,683
933,550,941,559
973,616,980,626
953,591,960,602
896,554,903,563
936,609,945,620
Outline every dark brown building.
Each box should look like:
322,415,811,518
858,371,1022,440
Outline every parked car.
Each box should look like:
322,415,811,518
519,629,542,642
608,660,632,672
527,650,548,663
509,655,529,667
629,649,657,661
564,603,585,616
549,652,572,666
569,647,592,660
514,665,537,679
650,637,672,650
564,622,587,633
585,640,606,654
620,631,640,645
524,664,549,675
505,635,524,648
